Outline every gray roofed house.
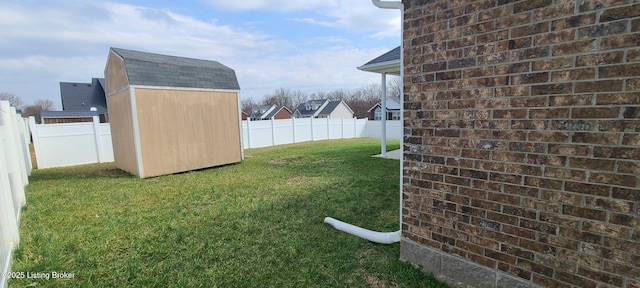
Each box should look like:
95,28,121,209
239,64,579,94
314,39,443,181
357,46,401,75
250,104,292,120
293,99,354,119
367,96,402,120
109,47,240,91
60,77,107,111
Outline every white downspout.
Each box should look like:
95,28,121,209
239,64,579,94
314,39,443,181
324,0,404,244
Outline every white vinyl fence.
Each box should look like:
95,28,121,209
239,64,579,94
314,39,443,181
29,118,402,169
242,117,370,149
29,116,114,169
0,101,31,288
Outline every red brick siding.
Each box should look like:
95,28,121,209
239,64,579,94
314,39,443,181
402,0,639,287
272,108,292,120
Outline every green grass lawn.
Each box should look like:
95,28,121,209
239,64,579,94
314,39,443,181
10,138,449,288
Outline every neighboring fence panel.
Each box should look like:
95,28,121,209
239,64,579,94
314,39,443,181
241,117,369,149
29,116,114,169
366,120,402,140
0,101,30,288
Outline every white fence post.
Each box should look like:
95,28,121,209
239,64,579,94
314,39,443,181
270,118,275,147
310,117,315,141
16,115,32,176
0,120,18,288
10,107,28,186
246,118,252,149
28,117,43,169
292,117,296,143
92,115,104,163
326,118,330,139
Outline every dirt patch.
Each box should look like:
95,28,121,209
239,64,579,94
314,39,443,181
286,176,321,186
89,168,130,178
269,156,327,166
359,270,396,288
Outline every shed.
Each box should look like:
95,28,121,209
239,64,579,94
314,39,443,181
104,47,242,178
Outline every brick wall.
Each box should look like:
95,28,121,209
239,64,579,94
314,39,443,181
400,0,639,287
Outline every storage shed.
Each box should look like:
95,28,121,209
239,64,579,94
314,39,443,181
104,47,242,178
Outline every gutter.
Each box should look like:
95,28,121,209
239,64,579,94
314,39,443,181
324,0,405,244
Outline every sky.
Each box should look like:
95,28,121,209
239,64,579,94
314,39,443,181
0,0,401,109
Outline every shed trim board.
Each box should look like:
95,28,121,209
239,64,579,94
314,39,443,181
237,91,244,160
108,85,240,97
128,85,240,94
129,87,145,178
107,86,129,97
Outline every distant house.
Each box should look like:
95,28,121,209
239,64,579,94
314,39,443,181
249,104,292,120
59,78,109,122
241,111,249,121
367,96,401,120
293,99,354,119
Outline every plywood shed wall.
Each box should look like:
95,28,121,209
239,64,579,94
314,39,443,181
104,47,242,178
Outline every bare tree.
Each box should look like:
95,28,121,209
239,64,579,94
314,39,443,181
387,76,402,97
22,99,55,124
262,88,308,110
241,97,258,114
0,92,23,108
346,84,382,119
326,90,349,101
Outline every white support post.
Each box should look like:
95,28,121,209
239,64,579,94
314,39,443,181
381,72,388,156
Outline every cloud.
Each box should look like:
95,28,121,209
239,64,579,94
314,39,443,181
0,0,286,105
0,0,398,107
230,46,392,99
207,0,401,36
203,0,338,12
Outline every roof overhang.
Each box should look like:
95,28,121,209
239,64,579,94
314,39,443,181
357,60,401,75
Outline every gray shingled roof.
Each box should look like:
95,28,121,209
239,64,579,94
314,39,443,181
60,78,108,113
264,106,291,119
367,96,402,112
317,100,342,116
362,46,400,66
250,105,275,119
110,47,240,90
357,46,401,75
294,99,328,117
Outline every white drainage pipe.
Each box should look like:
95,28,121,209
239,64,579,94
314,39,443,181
324,0,405,246
323,217,400,244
